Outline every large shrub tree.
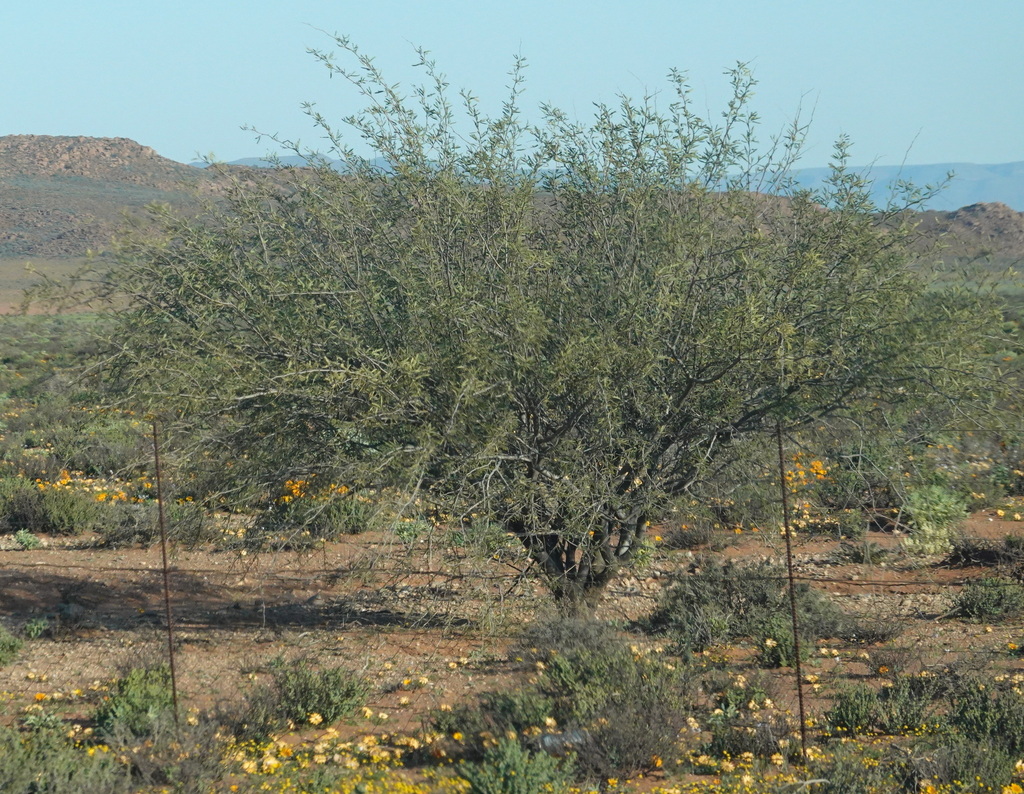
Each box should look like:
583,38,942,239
93,40,998,612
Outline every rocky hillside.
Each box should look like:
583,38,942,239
2,135,1023,265
0,135,204,185
915,202,1024,262
0,135,224,258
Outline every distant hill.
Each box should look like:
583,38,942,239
2,135,1023,266
915,202,1024,262
0,135,225,258
199,154,1024,213
790,161,1024,213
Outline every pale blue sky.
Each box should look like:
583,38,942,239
2,1,1021,168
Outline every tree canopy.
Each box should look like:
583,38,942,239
90,40,1000,611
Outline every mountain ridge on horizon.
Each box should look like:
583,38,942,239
192,153,1024,214
1,134,1023,261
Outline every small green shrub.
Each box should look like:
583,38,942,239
441,619,696,780
459,738,571,794
108,716,227,791
234,661,369,739
648,558,875,652
753,614,809,669
0,477,106,536
701,670,793,759
48,414,148,478
13,528,42,549
22,617,49,640
660,521,716,550
831,539,888,565
874,674,942,734
946,675,1024,754
273,662,369,724
0,623,25,666
21,708,65,731
0,725,132,794
480,690,556,735
805,741,916,794
94,665,174,738
704,707,795,760
0,476,48,532
912,735,1018,791
430,689,556,756
40,487,107,535
1003,532,1024,559
952,576,1024,621
253,493,379,547
167,499,211,546
95,501,159,548
902,484,965,556
825,683,878,735
946,533,1007,567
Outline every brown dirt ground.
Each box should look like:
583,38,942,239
3,512,1024,753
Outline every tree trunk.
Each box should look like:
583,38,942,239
551,574,612,618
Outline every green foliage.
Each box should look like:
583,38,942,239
437,618,695,780
0,476,46,532
252,492,380,549
806,732,1019,793
21,708,66,732
80,39,1000,609
873,674,942,735
92,502,154,548
753,614,809,669
902,484,966,556
0,622,24,666
22,617,49,640
234,661,369,739
831,539,889,565
827,674,943,737
94,664,174,738
0,725,132,794
459,739,571,794
13,528,41,549
952,576,1024,621
46,37,991,610
0,476,106,536
701,671,794,759
912,735,1018,792
272,662,369,724
647,558,873,652
945,675,1024,755
110,718,228,792
804,742,916,794
825,683,879,735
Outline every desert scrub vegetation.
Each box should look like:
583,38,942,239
432,618,700,782
951,576,1024,621
38,30,999,617
0,622,23,666
230,660,370,741
5,33,1024,794
12,637,1024,793
645,558,891,656
93,663,175,738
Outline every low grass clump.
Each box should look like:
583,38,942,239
825,673,942,737
902,484,966,556
646,558,893,657
459,738,572,794
94,664,175,738
0,724,133,794
0,622,24,666
433,618,697,784
232,660,370,740
952,576,1024,621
